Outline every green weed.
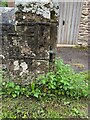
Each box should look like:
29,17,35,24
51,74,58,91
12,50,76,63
1,59,89,99
0,0,8,7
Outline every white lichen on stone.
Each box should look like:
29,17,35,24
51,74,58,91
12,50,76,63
13,60,19,70
19,62,28,76
37,62,41,66
23,16,26,19
31,52,36,56
36,70,40,74
0,54,5,59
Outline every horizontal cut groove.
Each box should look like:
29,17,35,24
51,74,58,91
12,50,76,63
1,22,57,26
8,57,49,61
0,23,14,25
17,22,51,26
2,33,35,36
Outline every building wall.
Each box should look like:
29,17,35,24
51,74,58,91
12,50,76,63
78,0,89,46
8,0,15,7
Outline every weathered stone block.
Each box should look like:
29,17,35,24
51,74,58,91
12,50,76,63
78,0,89,45
2,3,58,85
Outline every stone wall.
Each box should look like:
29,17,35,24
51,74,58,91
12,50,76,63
78,0,89,46
2,8,58,85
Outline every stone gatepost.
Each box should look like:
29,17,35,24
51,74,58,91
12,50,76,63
2,2,59,85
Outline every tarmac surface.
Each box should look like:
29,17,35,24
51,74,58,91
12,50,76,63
57,47,89,72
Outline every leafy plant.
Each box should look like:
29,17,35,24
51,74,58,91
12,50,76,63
31,82,41,98
1,59,89,99
36,59,88,98
0,0,8,7
1,81,21,98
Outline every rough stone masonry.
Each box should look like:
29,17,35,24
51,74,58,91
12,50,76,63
78,0,90,46
1,3,58,85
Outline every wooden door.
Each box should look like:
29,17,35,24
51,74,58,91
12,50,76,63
57,2,83,45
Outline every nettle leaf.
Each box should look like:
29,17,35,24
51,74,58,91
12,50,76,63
6,82,15,88
12,94,17,98
33,89,40,98
48,84,55,89
34,92,39,98
64,87,68,91
41,79,47,84
15,91,20,96
15,85,20,91
31,82,35,90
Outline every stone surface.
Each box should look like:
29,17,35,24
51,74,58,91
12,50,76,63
78,1,90,46
1,3,58,85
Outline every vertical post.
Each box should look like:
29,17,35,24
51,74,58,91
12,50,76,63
49,10,58,71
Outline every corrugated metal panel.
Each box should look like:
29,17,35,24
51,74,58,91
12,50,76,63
57,2,83,45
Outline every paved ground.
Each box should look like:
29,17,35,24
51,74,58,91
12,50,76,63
57,47,89,72
0,7,15,24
